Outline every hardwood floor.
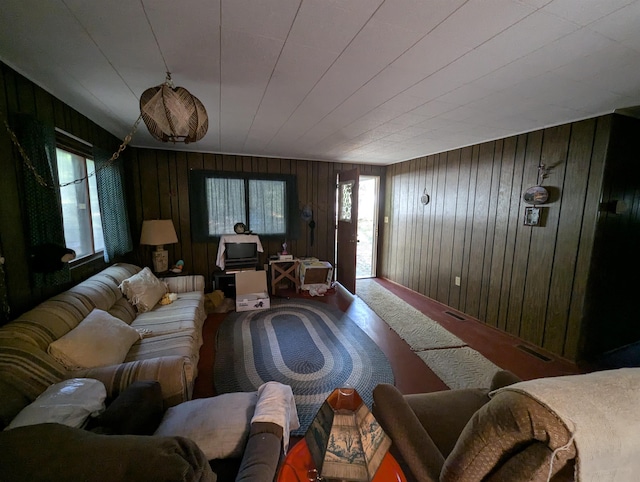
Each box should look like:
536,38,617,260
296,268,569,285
193,277,584,400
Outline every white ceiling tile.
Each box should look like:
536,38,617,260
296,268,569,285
551,41,640,91
588,1,640,51
474,10,579,65
437,84,495,106
373,0,466,32
541,0,636,26
287,0,375,53
380,92,432,114
471,28,617,92
409,100,459,118
430,0,536,50
222,0,299,39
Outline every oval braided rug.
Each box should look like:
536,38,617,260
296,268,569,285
214,299,394,435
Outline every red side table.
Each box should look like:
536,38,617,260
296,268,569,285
277,438,406,482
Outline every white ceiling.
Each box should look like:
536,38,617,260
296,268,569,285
1,0,639,165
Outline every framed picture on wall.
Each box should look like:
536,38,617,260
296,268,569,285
524,207,540,226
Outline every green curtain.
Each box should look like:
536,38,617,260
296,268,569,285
13,113,70,288
93,147,132,262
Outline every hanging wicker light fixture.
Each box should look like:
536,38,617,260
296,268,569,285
140,73,208,144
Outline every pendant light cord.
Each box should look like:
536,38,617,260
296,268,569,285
140,0,171,78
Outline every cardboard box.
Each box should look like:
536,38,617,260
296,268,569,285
235,270,270,312
299,259,333,290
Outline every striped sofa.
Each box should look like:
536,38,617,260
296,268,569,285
0,263,206,428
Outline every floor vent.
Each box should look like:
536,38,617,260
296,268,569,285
517,345,551,362
445,311,466,321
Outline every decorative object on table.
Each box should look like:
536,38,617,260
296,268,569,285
140,72,208,144
214,299,394,435
420,188,430,205
171,259,184,273
140,219,178,273
523,206,541,226
233,222,251,234
305,387,391,481
278,240,293,260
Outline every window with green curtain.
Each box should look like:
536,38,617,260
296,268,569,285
12,113,70,287
93,147,132,262
189,170,299,242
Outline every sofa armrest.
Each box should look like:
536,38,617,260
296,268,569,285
235,422,283,482
0,423,216,482
73,356,190,408
442,391,575,481
489,370,521,391
372,384,444,482
162,275,205,294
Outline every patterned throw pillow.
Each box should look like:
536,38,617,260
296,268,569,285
119,267,167,313
48,309,141,370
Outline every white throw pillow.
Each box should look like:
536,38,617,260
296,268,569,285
154,392,258,460
5,378,106,430
48,309,141,370
119,267,167,312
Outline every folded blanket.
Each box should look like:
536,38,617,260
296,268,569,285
251,381,299,453
494,368,640,481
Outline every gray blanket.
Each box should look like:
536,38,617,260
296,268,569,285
0,423,216,482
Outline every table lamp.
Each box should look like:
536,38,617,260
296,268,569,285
305,387,391,481
140,219,178,273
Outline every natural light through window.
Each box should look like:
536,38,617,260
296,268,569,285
204,176,287,237
55,147,104,260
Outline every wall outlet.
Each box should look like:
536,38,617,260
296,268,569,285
455,276,461,286
384,216,389,223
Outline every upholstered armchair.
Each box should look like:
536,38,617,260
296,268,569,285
372,371,577,482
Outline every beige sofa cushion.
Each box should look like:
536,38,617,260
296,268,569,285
48,309,141,370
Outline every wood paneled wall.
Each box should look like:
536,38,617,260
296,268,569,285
0,62,121,319
126,150,385,292
381,117,613,361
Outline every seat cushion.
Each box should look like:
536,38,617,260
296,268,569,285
154,392,258,460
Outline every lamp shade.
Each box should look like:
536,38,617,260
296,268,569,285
140,77,208,144
305,387,391,481
140,220,178,247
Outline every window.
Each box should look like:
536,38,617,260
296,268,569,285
190,171,298,241
55,139,105,261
